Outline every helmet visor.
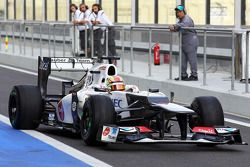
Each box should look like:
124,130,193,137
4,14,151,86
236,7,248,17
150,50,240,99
110,83,125,91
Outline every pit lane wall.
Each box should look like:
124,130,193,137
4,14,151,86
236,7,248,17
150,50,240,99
0,53,250,118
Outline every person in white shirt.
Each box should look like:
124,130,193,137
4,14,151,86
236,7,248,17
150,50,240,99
75,4,92,57
70,4,84,56
70,4,81,21
89,4,105,59
91,4,117,64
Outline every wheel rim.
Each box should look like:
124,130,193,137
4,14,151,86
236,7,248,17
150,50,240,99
82,109,92,136
9,95,18,125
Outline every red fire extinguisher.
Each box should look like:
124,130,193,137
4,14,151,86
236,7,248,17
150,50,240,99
153,43,160,65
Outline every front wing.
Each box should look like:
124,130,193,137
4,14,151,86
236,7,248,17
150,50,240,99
98,125,248,145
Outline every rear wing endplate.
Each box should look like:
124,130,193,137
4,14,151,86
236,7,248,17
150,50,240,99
38,56,93,98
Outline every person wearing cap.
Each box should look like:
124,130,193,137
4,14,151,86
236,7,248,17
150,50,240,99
170,5,199,81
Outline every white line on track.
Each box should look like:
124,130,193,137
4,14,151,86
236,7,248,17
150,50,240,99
224,118,250,127
0,114,112,167
0,64,68,82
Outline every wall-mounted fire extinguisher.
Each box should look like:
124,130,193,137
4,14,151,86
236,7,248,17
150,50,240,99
153,43,160,65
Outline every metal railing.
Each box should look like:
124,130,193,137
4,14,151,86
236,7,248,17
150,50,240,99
0,21,249,93
181,27,237,90
245,31,249,93
0,21,73,57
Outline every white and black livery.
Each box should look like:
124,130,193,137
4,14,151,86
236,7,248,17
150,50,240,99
8,56,247,146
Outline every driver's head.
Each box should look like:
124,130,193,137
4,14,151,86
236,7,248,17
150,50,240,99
106,76,125,91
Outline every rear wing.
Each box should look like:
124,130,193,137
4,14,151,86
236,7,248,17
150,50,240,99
50,57,93,71
38,56,93,98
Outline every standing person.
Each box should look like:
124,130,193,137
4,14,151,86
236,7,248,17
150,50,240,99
93,4,117,65
89,4,104,59
170,5,199,81
70,4,83,56
70,4,80,21
77,3,92,57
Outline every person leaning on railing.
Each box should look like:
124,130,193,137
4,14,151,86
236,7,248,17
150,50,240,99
169,5,199,81
77,3,92,57
90,4,117,65
89,4,105,60
93,5,117,65
70,3,85,56
70,4,81,21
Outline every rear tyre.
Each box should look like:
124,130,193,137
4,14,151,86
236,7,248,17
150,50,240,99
80,95,116,146
8,85,42,129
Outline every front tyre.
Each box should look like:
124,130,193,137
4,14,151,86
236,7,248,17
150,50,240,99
80,95,116,146
190,96,224,147
8,85,42,129
190,96,224,127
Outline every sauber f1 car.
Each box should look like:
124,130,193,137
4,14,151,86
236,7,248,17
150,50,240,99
8,56,247,146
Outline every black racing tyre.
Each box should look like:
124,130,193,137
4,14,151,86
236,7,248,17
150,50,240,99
190,96,224,127
8,85,42,129
80,95,116,146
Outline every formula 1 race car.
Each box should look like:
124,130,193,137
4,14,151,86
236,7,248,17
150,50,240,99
8,56,247,146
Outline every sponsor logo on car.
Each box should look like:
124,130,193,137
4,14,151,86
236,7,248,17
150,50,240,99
215,128,237,134
119,127,137,133
112,99,122,108
58,101,64,121
51,58,92,64
192,127,216,135
101,126,119,142
72,102,77,112
102,127,110,136
39,61,49,70
137,126,153,133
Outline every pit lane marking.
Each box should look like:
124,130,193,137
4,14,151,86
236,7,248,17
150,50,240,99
224,118,250,127
0,114,112,167
0,64,68,82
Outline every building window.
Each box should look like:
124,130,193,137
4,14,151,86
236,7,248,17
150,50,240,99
26,0,33,20
35,0,42,21
138,0,154,24
46,0,56,21
245,0,250,26
117,0,131,23
8,0,14,20
158,0,176,24
58,0,67,21
16,0,23,20
85,0,96,7
185,0,206,25
0,0,4,20
102,0,115,22
210,0,234,25
71,0,82,6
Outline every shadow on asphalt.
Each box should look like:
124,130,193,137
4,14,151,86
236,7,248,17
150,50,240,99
103,143,244,153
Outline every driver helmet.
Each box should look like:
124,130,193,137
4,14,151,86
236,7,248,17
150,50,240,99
106,76,125,91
